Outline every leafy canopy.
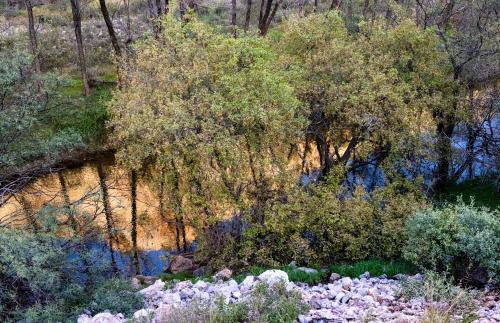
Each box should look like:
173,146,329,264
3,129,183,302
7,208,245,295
109,15,304,222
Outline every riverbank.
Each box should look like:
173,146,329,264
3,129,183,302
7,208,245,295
79,270,499,323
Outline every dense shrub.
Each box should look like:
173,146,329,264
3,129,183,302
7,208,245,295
0,223,143,322
403,203,499,284
198,179,426,270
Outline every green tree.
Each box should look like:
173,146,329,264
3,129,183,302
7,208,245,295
109,15,304,232
0,51,84,174
272,12,460,181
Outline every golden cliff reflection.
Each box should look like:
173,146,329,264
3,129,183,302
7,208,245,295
0,160,195,252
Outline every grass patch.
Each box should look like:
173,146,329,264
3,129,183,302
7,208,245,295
48,78,114,145
437,176,499,210
282,265,325,285
160,272,195,282
330,259,417,278
160,272,215,286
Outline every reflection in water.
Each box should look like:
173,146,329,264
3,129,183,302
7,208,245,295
0,160,195,259
86,241,196,276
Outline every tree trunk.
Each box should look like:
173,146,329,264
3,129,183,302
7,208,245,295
258,0,280,36
25,0,41,74
130,170,141,275
231,0,237,35
17,195,38,233
58,171,77,231
97,162,118,273
124,0,132,44
98,0,121,58
314,0,318,12
175,220,181,253
315,134,333,178
244,0,252,31
158,179,166,222
329,0,340,11
69,0,91,96
346,0,353,24
362,0,370,19
180,218,188,251
434,119,455,191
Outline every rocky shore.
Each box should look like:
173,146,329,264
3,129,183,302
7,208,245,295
78,270,500,323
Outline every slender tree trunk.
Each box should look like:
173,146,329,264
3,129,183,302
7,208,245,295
314,0,318,12
25,0,40,74
231,0,237,35
97,162,118,273
58,171,77,231
17,195,38,233
69,0,90,96
175,220,181,253
130,170,141,275
258,0,280,35
362,0,370,19
329,0,340,11
98,0,121,57
346,0,353,24
124,0,132,44
158,179,166,222
180,218,187,251
147,0,161,36
258,0,265,27
434,119,455,191
244,0,252,31
465,125,476,180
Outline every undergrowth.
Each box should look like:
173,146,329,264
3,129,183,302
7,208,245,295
329,259,417,278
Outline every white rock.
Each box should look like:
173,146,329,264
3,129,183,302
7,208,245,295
180,288,194,299
341,277,352,290
173,280,192,292
154,304,174,323
139,280,165,296
217,284,239,298
197,291,210,300
335,291,345,302
161,292,181,304
359,271,370,279
133,309,153,320
215,268,233,280
341,293,352,304
316,308,335,320
240,275,255,288
77,314,92,323
85,313,123,323
329,273,341,282
193,280,208,290
258,270,289,287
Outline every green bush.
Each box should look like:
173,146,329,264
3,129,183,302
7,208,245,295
437,176,500,210
0,222,143,322
330,259,417,278
198,179,426,270
87,279,144,317
403,202,499,284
